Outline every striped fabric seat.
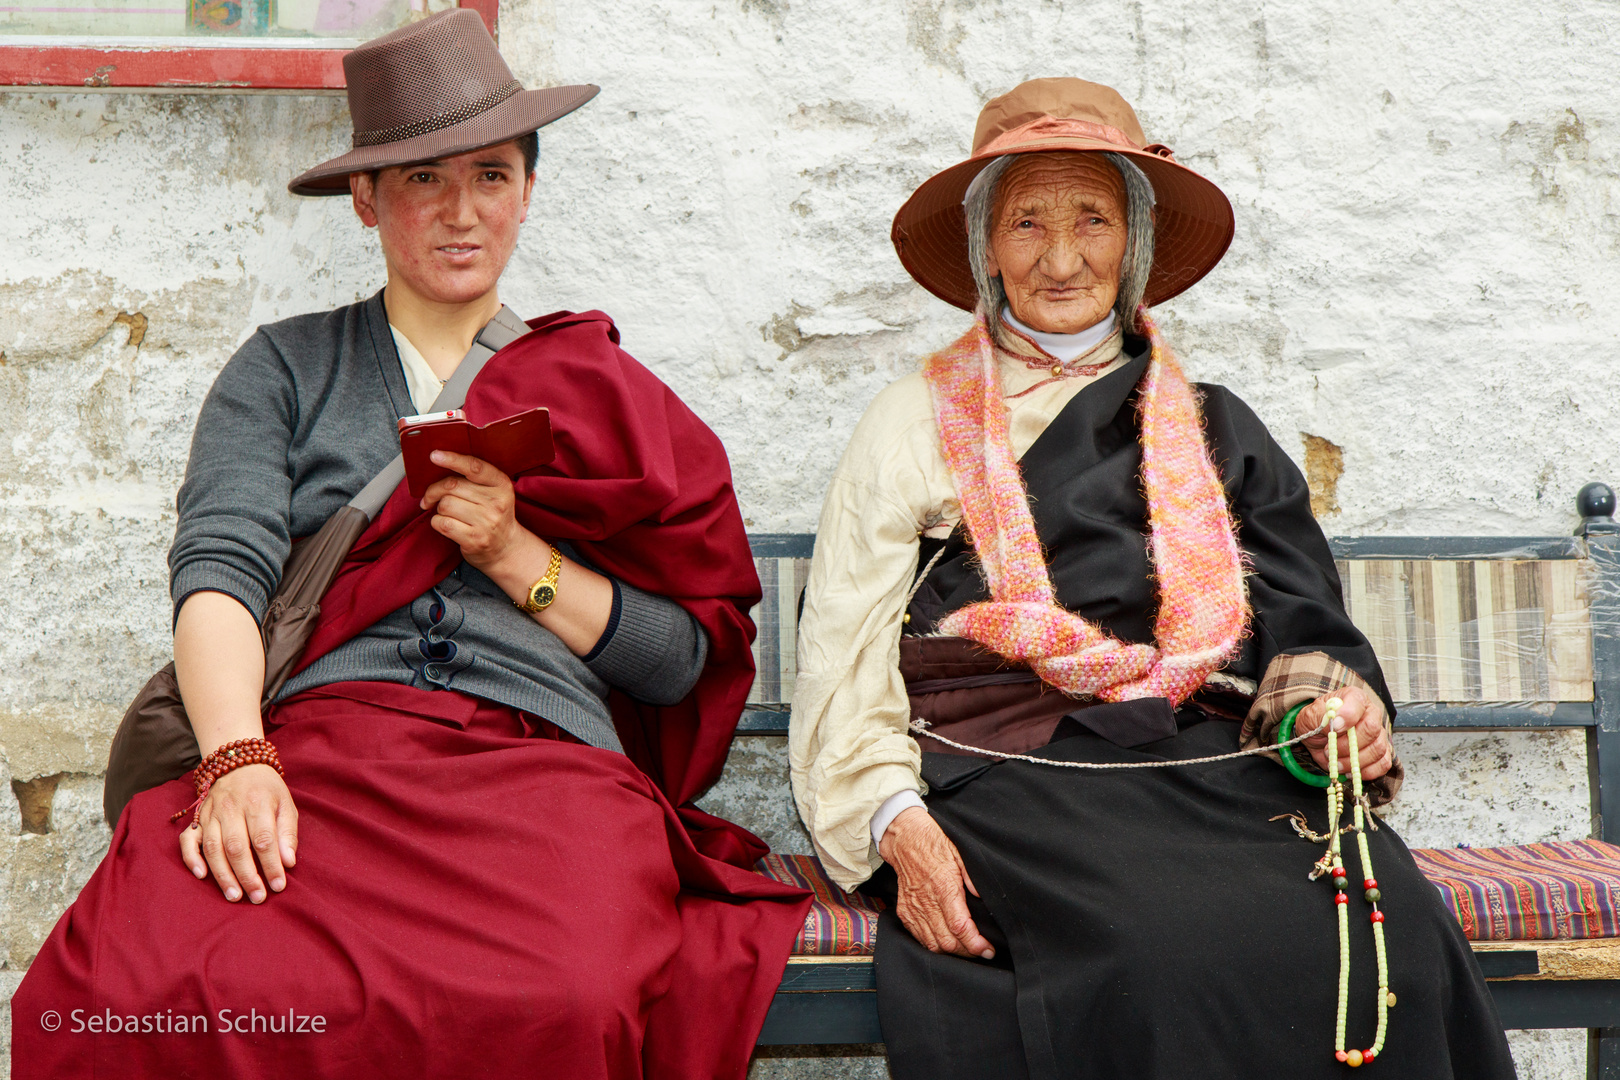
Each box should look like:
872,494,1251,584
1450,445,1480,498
1411,840,1620,941
762,843,1620,956
757,853,885,955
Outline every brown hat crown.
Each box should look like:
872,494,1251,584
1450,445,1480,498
344,12,520,149
287,10,598,197
973,78,1147,154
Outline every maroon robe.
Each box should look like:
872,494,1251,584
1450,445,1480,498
12,311,810,1080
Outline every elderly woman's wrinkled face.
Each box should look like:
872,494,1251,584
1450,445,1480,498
987,153,1128,335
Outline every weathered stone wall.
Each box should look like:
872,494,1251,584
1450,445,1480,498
4,1,1617,1075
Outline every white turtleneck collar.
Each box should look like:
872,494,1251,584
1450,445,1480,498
1001,306,1118,363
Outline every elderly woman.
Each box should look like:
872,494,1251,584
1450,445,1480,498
13,13,806,1080
792,78,1515,1079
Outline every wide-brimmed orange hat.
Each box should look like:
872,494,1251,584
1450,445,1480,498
892,77,1234,310
289,10,597,196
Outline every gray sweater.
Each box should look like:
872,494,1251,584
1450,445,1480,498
169,293,707,751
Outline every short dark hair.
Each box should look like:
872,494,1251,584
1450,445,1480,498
517,130,538,176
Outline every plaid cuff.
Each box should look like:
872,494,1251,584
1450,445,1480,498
1240,652,1403,807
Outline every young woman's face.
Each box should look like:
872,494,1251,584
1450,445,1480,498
350,140,535,306
987,152,1128,336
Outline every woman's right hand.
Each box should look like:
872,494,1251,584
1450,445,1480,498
178,763,298,904
1293,686,1393,782
878,807,996,960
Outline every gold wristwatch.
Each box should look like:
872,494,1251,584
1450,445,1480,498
519,545,564,613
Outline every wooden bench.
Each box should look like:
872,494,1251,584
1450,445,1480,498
736,483,1620,1073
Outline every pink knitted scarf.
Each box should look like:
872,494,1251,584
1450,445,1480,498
923,309,1250,705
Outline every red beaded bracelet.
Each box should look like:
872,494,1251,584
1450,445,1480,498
169,737,285,828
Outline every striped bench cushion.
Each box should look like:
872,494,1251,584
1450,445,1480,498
1411,840,1620,940
757,853,885,955
761,842,1620,953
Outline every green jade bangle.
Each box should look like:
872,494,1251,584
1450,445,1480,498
1277,700,1347,787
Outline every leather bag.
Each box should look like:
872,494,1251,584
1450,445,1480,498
102,308,530,826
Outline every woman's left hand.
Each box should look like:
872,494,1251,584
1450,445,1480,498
1293,686,1393,782
420,450,525,572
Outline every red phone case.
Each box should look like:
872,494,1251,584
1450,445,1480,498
398,407,555,499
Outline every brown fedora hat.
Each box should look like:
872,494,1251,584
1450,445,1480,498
288,10,598,196
891,77,1234,311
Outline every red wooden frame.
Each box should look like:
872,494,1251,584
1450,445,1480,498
0,0,494,89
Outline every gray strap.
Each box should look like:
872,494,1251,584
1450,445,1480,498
346,306,531,519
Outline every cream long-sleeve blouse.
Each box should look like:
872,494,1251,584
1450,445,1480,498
790,327,1128,890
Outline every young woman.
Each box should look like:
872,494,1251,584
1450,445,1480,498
14,13,807,1079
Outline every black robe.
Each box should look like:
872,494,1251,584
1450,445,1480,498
864,339,1516,1080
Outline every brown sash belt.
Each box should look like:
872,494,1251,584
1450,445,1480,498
901,636,1253,759
901,636,1074,758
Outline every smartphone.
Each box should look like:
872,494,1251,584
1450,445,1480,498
398,406,555,499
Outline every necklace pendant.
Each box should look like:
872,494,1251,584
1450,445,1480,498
1050,363,1064,376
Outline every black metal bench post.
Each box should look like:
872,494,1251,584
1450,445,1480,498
1578,483,1620,1080
1578,483,1620,846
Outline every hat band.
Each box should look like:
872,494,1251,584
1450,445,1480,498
352,79,523,149
975,116,1142,158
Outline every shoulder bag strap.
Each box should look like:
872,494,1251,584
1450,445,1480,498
345,305,531,520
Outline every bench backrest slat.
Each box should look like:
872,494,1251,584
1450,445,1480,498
746,547,1597,711
749,556,811,704
1339,559,1593,704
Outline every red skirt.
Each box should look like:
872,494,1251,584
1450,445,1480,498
12,682,809,1080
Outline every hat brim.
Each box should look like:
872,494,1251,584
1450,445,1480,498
890,137,1235,311
288,83,600,196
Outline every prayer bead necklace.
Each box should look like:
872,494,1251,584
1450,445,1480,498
1313,698,1393,1068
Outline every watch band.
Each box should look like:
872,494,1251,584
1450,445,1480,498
519,545,565,613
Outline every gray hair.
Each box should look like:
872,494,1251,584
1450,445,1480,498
964,151,1156,345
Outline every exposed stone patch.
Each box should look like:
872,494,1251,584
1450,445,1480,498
1301,433,1344,519
739,0,787,28
10,775,62,835
761,301,813,358
0,706,131,784
113,310,147,347
2,774,112,969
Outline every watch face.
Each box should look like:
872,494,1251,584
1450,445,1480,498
531,584,557,608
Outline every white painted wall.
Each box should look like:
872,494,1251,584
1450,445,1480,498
3,1,1614,1075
